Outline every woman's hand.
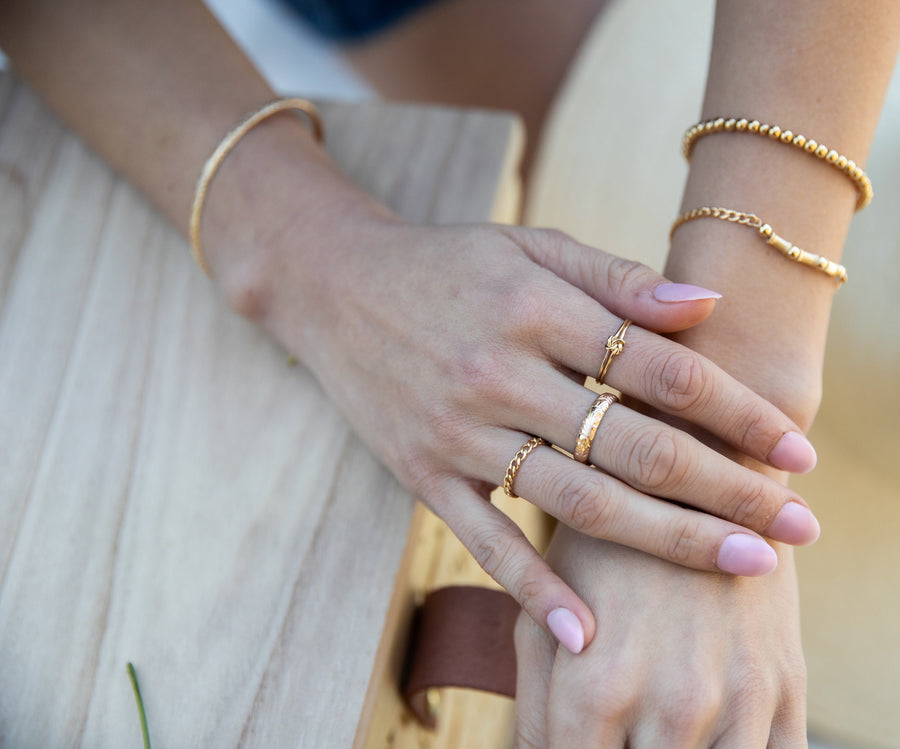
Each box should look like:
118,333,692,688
217,206,820,652
514,525,807,747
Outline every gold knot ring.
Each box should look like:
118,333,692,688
595,319,632,385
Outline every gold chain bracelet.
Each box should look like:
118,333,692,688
671,207,848,285
189,98,324,278
682,117,872,212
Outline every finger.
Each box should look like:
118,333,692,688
534,308,817,474
546,653,630,748
513,611,556,749
509,226,723,332
432,477,596,654
483,432,780,575
710,707,780,749
629,709,719,749
711,722,781,749
764,675,808,748
494,377,820,546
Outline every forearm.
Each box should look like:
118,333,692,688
668,0,900,428
0,0,386,325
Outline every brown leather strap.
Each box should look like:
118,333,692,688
403,585,520,728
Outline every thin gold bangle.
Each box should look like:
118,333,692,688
682,117,872,212
671,207,848,285
189,98,324,278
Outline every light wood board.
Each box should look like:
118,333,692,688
0,71,523,748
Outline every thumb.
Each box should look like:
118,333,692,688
513,226,722,333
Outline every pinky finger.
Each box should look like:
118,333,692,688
436,478,596,655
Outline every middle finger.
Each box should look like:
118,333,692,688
539,309,817,474
489,366,821,545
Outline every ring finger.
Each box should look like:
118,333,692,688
488,371,820,547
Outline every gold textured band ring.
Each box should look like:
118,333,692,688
671,207,848,285
189,98,324,278
682,117,872,211
574,393,619,464
595,319,632,385
503,437,549,498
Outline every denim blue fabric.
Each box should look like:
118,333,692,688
279,0,440,40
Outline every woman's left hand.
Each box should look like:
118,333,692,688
514,524,808,748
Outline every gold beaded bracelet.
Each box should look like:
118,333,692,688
189,98,324,278
682,117,872,212
671,207,848,285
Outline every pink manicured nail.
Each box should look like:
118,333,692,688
653,282,723,302
716,534,778,576
766,502,821,545
547,608,585,655
768,431,818,474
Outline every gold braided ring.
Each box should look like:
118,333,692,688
503,437,548,498
574,393,619,464
595,319,632,385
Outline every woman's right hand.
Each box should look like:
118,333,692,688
208,181,820,653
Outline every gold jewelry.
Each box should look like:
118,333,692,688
682,117,872,212
503,437,548,498
595,319,631,385
574,393,619,464
671,207,848,285
189,98,324,278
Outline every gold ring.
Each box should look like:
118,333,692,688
574,393,619,464
595,319,632,385
504,437,548,498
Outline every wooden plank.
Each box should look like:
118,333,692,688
0,73,522,748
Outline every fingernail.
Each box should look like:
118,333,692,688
766,502,821,545
716,534,778,576
768,431,818,474
653,282,723,302
547,608,585,655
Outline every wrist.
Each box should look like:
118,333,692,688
665,134,860,429
195,112,400,356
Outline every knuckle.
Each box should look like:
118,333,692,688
774,651,808,706
557,473,614,536
779,664,808,707
661,517,704,565
534,226,572,249
469,525,535,605
726,481,772,530
497,280,558,336
395,451,439,497
604,256,653,298
447,345,516,408
657,681,722,737
651,350,711,414
425,401,475,451
515,563,548,613
623,427,686,494
729,400,775,454
470,526,514,579
728,660,779,716
574,674,636,725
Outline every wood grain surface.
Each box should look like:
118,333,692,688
0,72,523,748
